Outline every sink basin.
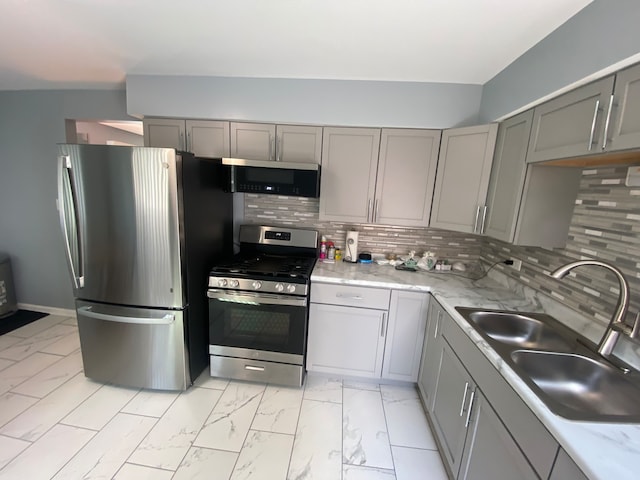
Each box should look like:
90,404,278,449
467,311,574,351
510,350,640,421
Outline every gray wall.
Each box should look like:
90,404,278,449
0,90,134,310
479,0,640,122
126,75,483,129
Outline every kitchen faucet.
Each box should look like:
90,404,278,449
550,259,636,357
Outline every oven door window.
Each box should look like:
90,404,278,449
209,295,307,356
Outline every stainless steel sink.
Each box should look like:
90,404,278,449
510,350,640,422
455,307,640,422
467,311,574,351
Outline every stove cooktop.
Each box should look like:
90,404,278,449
209,254,317,282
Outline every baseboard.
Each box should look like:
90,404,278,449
17,303,75,318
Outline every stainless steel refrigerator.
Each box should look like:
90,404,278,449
57,144,233,390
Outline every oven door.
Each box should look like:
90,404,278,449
207,289,308,365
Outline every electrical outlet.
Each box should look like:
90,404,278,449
508,258,522,271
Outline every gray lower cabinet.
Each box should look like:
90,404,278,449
429,124,498,234
527,76,615,163
484,110,582,249
417,299,443,411
549,449,588,480
458,390,538,480
421,297,560,480
430,340,475,477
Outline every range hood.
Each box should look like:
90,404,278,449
222,158,321,198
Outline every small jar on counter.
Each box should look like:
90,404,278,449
327,242,336,260
335,248,343,261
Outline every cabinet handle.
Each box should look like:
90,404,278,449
588,99,601,151
367,199,373,223
336,293,363,300
459,382,470,417
465,390,476,428
180,132,185,151
602,94,615,150
434,311,441,339
473,206,481,233
374,199,380,223
270,135,275,161
186,131,191,152
480,205,488,234
277,135,282,161
381,312,387,337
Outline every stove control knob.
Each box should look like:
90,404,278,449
229,279,240,288
275,283,284,292
252,281,262,290
217,279,228,287
287,284,296,293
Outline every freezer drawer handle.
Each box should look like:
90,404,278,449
78,306,175,325
245,365,265,372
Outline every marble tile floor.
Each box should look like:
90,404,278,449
0,313,449,480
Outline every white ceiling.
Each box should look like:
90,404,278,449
0,0,592,91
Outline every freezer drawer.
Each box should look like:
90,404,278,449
76,300,189,390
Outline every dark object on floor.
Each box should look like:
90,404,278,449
0,309,48,336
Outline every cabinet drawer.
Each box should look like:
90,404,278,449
311,283,391,310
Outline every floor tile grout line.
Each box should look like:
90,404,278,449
379,384,398,478
284,377,309,480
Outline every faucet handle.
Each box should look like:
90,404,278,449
631,312,640,339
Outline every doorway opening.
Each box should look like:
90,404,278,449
65,120,143,146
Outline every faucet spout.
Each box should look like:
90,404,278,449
549,260,630,357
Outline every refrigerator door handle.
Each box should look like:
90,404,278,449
78,306,176,325
57,155,84,289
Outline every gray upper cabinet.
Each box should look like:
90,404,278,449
319,127,380,223
319,127,441,226
484,111,582,249
430,124,498,234
230,122,322,164
374,129,441,226
276,125,323,164
607,62,640,152
144,118,230,158
186,120,230,158
143,118,185,150
527,76,615,163
230,122,276,161
484,111,533,242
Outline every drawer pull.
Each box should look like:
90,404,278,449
245,365,265,372
465,390,476,428
336,293,363,300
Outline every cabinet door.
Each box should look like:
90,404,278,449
143,118,185,150
186,120,230,158
607,63,640,152
417,299,443,412
483,111,533,243
382,290,429,382
430,124,498,234
527,76,615,163
549,449,588,480
230,122,276,161
276,125,322,164
319,127,381,223
459,390,539,480
307,303,386,378
431,340,475,477
374,129,441,227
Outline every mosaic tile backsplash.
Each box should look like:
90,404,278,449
243,165,639,328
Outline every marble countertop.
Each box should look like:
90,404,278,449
311,261,640,480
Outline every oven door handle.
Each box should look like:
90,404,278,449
207,289,308,307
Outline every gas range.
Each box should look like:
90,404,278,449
206,225,319,387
